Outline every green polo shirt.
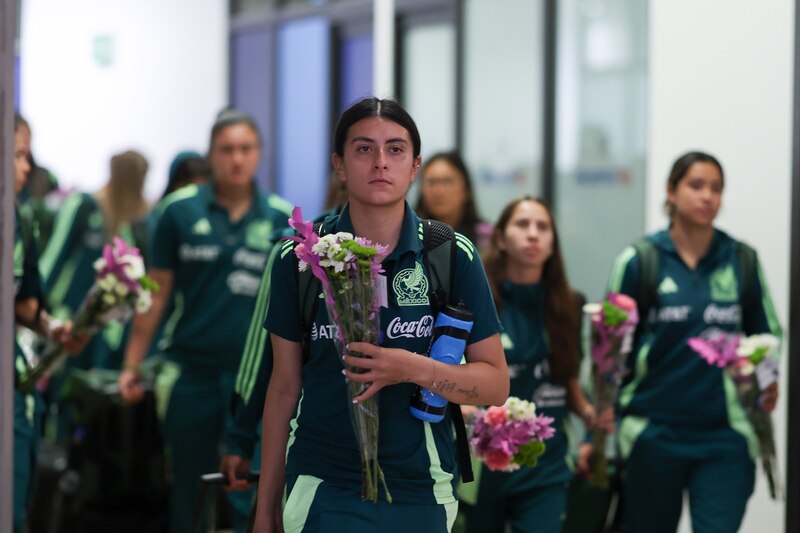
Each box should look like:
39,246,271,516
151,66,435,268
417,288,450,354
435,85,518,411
152,182,291,372
265,202,502,505
475,281,573,499
607,228,782,455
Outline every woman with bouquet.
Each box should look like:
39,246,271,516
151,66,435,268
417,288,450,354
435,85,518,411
39,149,150,370
606,151,782,532
12,114,89,533
254,97,509,533
459,196,597,533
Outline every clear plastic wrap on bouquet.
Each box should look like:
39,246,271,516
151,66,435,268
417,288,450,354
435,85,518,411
583,293,638,489
325,274,390,503
287,207,391,503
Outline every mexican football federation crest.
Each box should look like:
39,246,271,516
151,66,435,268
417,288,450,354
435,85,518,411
392,262,429,306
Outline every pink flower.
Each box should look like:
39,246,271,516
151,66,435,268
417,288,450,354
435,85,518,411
483,449,512,471
610,292,637,312
485,406,507,427
532,415,555,441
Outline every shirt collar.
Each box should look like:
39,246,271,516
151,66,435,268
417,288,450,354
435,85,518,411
200,180,268,217
653,226,723,257
331,202,423,261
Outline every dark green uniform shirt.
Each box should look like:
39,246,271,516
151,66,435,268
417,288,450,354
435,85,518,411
39,193,107,317
607,228,782,457
265,203,502,505
475,281,573,498
14,208,43,386
38,192,146,368
152,182,291,372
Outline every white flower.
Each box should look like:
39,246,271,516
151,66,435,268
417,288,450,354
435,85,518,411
102,292,118,306
136,290,152,313
331,260,346,273
114,282,130,297
313,234,340,257
504,396,536,421
97,274,118,292
736,333,780,358
93,257,107,271
337,232,354,241
122,255,146,281
298,259,309,272
582,303,602,316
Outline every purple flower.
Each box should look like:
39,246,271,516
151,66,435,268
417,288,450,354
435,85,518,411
532,415,555,441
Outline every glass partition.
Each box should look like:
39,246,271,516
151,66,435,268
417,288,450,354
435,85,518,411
462,0,545,224
555,0,648,300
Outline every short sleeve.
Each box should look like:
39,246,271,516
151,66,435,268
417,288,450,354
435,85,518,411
450,235,502,344
264,240,302,342
151,205,181,270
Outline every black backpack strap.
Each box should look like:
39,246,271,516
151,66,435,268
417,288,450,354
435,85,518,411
733,240,758,310
632,237,659,326
421,219,456,313
298,222,325,364
422,220,474,482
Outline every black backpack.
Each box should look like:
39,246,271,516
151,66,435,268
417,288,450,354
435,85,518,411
295,218,474,482
632,237,758,326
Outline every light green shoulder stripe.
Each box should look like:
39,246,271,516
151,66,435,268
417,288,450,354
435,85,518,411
456,241,474,262
237,244,281,401
268,194,294,217
454,232,474,251
280,240,296,259
757,262,783,349
607,246,636,292
724,374,759,460
39,192,83,279
155,184,199,216
424,422,456,504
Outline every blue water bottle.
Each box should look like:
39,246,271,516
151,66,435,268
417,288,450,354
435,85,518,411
409,303,474,423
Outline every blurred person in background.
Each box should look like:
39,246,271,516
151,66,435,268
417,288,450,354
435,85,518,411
39,149,150,371
12,113,89,533
119,108,292,533
459,196,602,533
415,151,492,251
606,151,781,532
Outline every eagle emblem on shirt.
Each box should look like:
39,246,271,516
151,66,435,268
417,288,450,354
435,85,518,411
392,262,429,306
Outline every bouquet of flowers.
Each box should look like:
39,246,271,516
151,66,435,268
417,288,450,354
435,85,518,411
688,329,782,499
582,292,639,488
288,207,391,503
469,397,555,472
18,237,158,394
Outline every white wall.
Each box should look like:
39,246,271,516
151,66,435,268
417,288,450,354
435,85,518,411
20,0,228,201
648,1,794,531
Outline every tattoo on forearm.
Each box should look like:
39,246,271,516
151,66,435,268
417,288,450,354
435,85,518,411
431,380,479,400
